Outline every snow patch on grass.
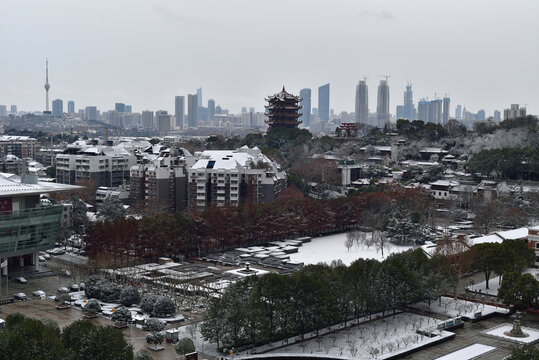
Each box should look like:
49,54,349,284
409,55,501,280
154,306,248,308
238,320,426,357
288,232,414,265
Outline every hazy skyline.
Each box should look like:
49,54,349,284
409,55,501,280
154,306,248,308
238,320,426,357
1,0,538,116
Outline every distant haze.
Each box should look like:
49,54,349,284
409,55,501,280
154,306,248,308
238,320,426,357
1,0,538,116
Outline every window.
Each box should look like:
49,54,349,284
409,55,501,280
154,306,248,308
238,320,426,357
536,243,539,249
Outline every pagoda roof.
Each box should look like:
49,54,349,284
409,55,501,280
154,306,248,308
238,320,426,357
265,86,301,102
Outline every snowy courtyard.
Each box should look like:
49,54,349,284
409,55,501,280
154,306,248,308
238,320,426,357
410,296,509,319
263,312,453,360
288,232,414,265
484,324,539,344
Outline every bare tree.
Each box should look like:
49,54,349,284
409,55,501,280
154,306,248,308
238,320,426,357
372,230,388,257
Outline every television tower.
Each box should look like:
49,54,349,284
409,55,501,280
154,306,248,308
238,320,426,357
44,59,50,113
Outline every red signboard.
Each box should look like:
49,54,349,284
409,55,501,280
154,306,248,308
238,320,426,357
0,198,12,212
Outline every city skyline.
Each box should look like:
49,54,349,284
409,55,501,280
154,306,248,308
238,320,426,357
1,1,538,115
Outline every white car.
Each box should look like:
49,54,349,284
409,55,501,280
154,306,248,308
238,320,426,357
38,256,46,262
15,277,27,284
57,287,69,293
70,284,79,291
32,290,46,298
14,293,26,301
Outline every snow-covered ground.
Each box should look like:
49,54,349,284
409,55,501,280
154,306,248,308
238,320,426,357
434,343,496,360
484,324,539,344
466,268,539,296
262,313,452,360
410,296,510,319
288,232,414,265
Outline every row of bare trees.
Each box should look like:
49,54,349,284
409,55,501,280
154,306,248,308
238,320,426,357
85,186,432,266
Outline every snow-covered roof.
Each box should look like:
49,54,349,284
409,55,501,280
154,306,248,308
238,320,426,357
429,180,459,187
191,148,272,171
496,227,529,240
470,234,503,245
420,147,447,153
0,173,81,197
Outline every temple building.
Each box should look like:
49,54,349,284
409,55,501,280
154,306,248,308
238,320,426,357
265,87,302,130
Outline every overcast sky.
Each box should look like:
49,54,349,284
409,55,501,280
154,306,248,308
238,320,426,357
1,0,538,117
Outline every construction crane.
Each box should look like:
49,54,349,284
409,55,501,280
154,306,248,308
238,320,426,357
376,75,391,82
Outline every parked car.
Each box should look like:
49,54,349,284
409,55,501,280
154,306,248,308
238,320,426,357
15,277,27,284
50,248,66,256
79,282,85,290
40,253,51,260
70,284,79,291
32,290,46,298
14,293,26,301
57,287,69,293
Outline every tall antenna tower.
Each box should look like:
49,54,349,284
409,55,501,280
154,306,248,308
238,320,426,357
44,59,51,113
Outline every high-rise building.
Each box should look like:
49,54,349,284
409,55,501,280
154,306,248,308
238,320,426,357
0,106,7,117
442,97,450,125
175,96,185,129
428,99,443,124
156,110,171,133
493,110,501,122
417,100,429,123
299,88,311,127
188,94,198,128
396,105,404,120
85,106,97,121
476,109,486,121
115,103,126,113
318,83,330,123
207,99,216,124
67,101,75,114
455,105,462,120
403,84,415,121
417,98,445,124
249,107,255,113
196,88,203,106
141,110,154,129
109,110,123,128
10,105,17,114
241,107,247,114
503,104,526,120
52,99,63,117
376,80,390,125
125,105,132,113
355,80,369,124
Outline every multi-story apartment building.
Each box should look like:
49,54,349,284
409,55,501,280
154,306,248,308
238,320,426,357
35,147,64,168
0,155,27,175
187,146,286,211
0,135,38,159
503,104,526,120
130,147,192,212
130,145,286,213
56,140,137,187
